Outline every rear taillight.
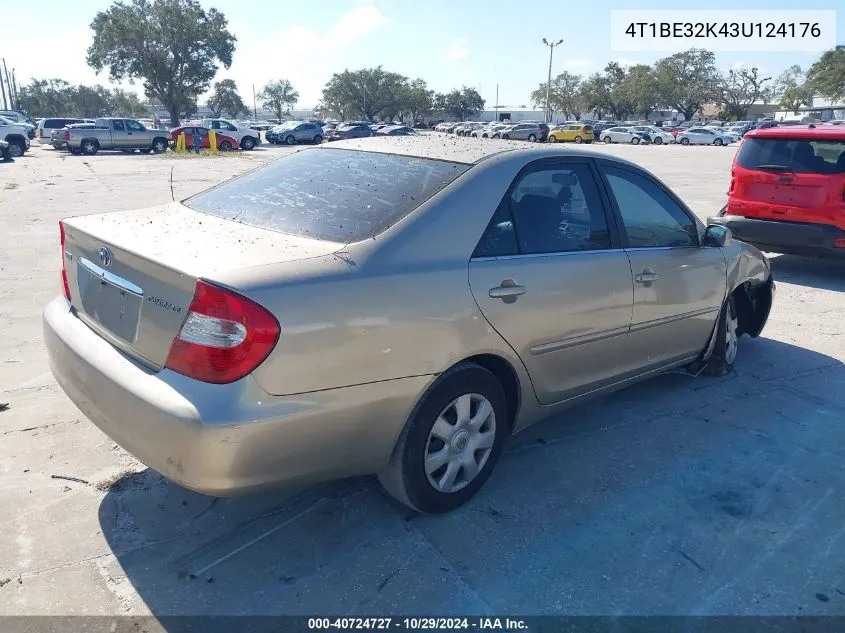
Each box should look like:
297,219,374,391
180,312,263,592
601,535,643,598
165,280,280,384
835,238,845,249
64,130,70,141
59,221,71,301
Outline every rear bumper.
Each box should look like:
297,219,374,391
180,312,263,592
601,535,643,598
43,297,427,496
709,215,845,258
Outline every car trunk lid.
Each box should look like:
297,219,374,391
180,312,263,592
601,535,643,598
61,202,342,369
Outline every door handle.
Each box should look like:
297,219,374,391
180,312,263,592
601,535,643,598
489,280,526,300
635,269,659,283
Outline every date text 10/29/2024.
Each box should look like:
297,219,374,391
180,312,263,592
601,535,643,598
308,618,528,630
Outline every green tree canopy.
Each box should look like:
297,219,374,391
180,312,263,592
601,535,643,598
805,45,845,103
772,65,815,113
17,79,148,118
207,79,247,118
716,66,771,120
258,79,299,121
319,67,409,121
437,87,485,121
530,71,584,119
654,49,720,121
87,0,236,126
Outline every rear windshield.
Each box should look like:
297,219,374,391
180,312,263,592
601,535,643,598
184,148,470,242
737,137,845,174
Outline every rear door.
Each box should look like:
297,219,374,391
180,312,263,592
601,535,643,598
468,158,634,405
110,119,129,147
597,161,726,370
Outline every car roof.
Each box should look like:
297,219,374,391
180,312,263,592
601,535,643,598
745,125,845,140
312,135,648,167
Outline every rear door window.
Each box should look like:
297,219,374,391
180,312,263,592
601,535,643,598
112,120,125,131
736,137,845,174
185,148,470,242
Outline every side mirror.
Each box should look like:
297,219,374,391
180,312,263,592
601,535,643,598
703,224,732,248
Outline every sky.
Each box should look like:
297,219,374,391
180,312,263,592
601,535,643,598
2,0,842,110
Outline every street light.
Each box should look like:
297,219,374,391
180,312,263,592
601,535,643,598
542,37,563,124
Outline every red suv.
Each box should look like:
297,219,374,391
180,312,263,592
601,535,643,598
709,125,845,257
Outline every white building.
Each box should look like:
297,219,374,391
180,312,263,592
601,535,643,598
774,97,845,122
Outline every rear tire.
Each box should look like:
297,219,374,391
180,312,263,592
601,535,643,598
527,134,536,142
680,137,690,146
81,140,99,155
631,137,640,145
151,138,168,154
240,136,256,151
219,140,233,151
574,135,582,144
378,363,508,513
714,138,724,146
313,135,323,144
654,137,663,145
705,296,739,377
548,135,557,143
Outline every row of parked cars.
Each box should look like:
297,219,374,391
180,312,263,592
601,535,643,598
264,120,417,145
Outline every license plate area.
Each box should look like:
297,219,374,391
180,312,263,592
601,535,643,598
77,257,144,343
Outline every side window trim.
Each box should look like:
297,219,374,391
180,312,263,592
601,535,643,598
471,157,623,259
595,159,702,249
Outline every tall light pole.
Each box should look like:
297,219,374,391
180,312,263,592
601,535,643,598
542,37,563,123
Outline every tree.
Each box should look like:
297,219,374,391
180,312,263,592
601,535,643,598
437,87,485,121
397,78,434,122
69,85,112,117
530,71,584,119
87,0,236,126
716,66,771,120
258,79,298,121
108,88,149,118
617,64,660,118
580,72,611,119
207,79,247,118
772,65,814,113
654,49,720,121
319,67,408,121
806,45,845,103
17,79,72,117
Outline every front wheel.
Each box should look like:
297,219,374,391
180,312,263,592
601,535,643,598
603,136,612,144
285,135,296,145
680,137,690,145
705,296,739,376
8,140,25,157
548,135,557,143
527,134,536,142
378,363,508,513
219,140,233,151
574,135,582,144
81,140,99,155
313,135,323,144
714,138,724,146
240,136,256,151
654,137,663,145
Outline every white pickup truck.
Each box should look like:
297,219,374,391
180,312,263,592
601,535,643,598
0,117,32,157
200,119,261,150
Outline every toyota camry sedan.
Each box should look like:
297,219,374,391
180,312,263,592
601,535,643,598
44,136,774,513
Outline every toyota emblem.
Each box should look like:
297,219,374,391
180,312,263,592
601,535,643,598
99,246,113,268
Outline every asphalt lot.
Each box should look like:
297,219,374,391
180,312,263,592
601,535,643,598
1,138,845,626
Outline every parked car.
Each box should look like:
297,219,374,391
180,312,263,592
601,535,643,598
472,123,508,138
267,121,325,145
64,118,170,155
0,109,36,126
413,121,429,129
169,126,240,151
44,137,774,513
36,118,94,145
600,127,646,144
200,119,261,150
0,116,31,157
676,127,734,146
51,122,97,149
709,125,845,258
547,123,594,144
456,123,484,137
496,123,542,142
0,139,11,162
376,125,416,136
326,123,372,141
631,126,674,145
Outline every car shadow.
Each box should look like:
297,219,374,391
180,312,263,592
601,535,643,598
769,254,845,292
98,337,843,626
